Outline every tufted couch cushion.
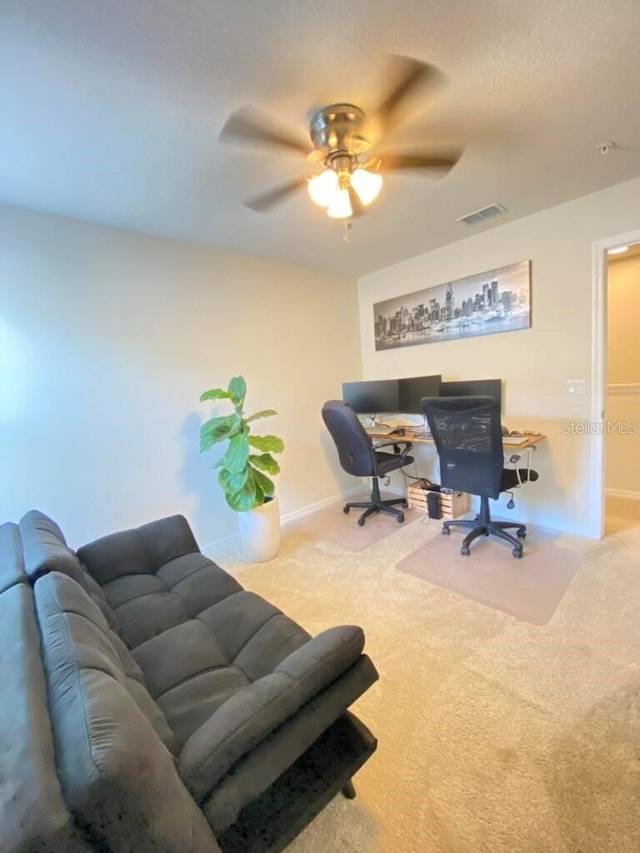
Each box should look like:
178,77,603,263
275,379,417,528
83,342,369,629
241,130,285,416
34,571,221,853
131,589,311,746
39,572,179,754
77,515,245,649
178,625,365,802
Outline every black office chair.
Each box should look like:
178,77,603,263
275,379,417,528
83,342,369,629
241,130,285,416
420,395,539,558
321,400,414,526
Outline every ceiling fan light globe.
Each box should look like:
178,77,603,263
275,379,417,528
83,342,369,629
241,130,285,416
327,188,353,219
351,168,383,205
308,169,339,207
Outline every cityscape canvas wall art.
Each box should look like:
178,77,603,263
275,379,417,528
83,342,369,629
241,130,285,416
373,260,531,351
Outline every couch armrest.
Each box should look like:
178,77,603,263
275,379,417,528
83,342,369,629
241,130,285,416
0,522,26,592
178,625,365,801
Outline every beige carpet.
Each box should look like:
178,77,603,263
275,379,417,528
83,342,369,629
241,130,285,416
210,503,640,853
289,494,420,552
397,524,583,625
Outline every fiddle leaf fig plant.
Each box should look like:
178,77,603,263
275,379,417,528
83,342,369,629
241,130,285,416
199,376,284,512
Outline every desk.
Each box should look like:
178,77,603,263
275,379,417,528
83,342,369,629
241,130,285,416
366,429,546,451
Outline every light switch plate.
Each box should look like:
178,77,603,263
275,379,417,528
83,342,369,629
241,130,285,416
567,379,586,395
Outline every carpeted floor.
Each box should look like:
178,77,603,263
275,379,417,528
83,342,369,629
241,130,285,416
210,499,640,853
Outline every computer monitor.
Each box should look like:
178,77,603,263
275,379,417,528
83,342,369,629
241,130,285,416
397,374,442,413
439,378,503,412
341,379,399,414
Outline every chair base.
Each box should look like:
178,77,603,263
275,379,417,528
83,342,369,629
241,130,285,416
344,478,407,526
443,496,526,558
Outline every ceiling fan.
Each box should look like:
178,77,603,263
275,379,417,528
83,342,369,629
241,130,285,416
219,56,463,222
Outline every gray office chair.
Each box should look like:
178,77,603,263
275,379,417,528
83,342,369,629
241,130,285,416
421,395,539,557
321,400,414,526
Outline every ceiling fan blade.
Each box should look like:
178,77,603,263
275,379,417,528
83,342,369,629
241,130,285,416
380,150,462,174
347,186,366,219
374,56,446,136
220,107,310,156
244,177,307,212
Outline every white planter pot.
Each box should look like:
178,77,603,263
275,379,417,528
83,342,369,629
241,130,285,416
237,495,281,562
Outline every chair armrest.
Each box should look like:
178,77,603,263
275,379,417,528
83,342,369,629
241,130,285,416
507,453,524,486
375,440,413,459
178,625,365,801
506,450,535,487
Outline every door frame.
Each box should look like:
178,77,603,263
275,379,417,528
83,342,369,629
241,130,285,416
590,228,640,538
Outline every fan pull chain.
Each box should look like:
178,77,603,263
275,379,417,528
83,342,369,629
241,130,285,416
343,218,352,242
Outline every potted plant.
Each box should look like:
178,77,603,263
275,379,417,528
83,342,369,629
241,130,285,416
199,375,284,561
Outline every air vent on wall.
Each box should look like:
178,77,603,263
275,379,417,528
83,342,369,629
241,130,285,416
457,202,507,226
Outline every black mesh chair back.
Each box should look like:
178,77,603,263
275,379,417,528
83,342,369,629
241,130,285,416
421,396,504,499
321,400,376,477
420,394,537,558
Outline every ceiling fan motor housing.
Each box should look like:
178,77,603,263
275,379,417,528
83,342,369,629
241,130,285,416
309,104,372,164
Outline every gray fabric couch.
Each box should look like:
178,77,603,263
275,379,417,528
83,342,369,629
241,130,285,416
0,511,378,853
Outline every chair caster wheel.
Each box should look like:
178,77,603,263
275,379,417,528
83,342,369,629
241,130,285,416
460,545,470,556
442,526,451,535
507,500,515,510
513,547,523,558
401,500,408,508
357,517,365,527
343,506,350,514
397,513,404,523
516,529,526,539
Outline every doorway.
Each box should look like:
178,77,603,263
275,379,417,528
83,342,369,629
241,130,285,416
591,230,640,537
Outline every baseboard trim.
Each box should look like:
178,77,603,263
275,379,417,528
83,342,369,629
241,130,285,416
280,487,363,526
607,383,640,396
606,488,640,501
201,487,365,557
201,530,240,556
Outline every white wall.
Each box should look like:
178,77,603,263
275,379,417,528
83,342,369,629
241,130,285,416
0,204,360,546
358,177,640,537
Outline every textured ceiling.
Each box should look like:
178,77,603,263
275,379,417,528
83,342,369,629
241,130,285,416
2,0,640,277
